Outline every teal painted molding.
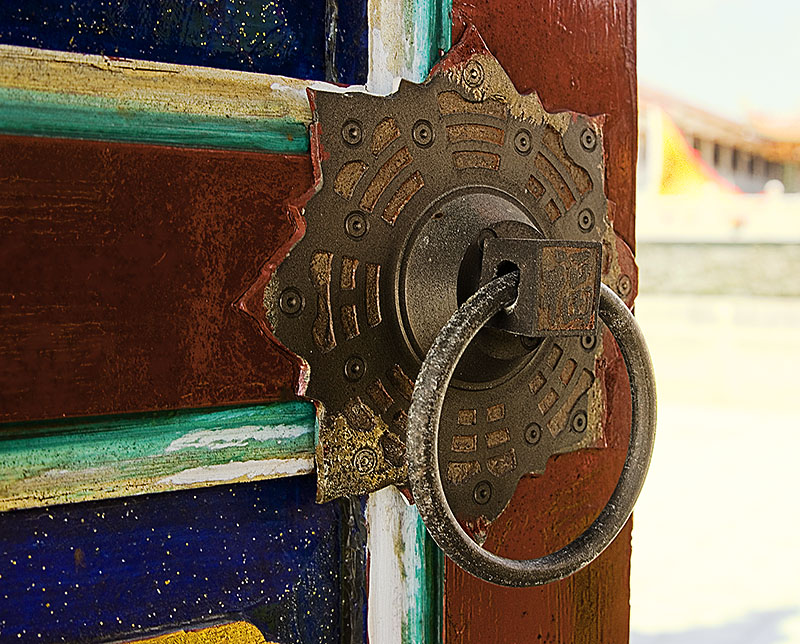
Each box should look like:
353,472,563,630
0,401,316,510
0,87,310,153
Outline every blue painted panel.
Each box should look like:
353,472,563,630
0,0,368,84
0,476,366,643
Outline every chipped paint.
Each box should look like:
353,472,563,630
367,487,441,644
157,457,314,485
0,45,311,152
0,402,315,511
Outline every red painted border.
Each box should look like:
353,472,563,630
0,135,311,423
445,2,638,642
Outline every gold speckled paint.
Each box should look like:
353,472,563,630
119,621,273,644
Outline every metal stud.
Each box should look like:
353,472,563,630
473,480,492,505
580,127,597,151
342,119,363,146
345,212,368,239
353,447,377,474
571,410,587,433
279,287,303,316
344,355,366,381
578,209,595,232
524,422,542,445
412,120,434,147
463,60,484,87
514,129,532,154
617,274,632,297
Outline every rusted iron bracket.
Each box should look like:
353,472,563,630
245,26,619,527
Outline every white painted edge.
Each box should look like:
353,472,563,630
156,457,314,486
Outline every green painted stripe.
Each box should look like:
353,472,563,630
0,87,309,153
0,402,316,510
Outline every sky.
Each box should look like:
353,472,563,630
638,0,800,122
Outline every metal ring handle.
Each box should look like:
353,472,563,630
407,271,657,587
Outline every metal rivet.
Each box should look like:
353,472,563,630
345,212,368,239
344,355,366,381
524,422,542,445
514,129,532,154
412,120,434,147
581,334,597,350
279,287,303,316
353,447,377,474
463,60,484,87
580,128,597,151
617,274,632,297
578,208,595,232
342,119,363,146
473,480,492,505
571,411,587,433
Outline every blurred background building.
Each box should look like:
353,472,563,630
630,2,800,642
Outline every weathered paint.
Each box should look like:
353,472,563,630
368,0,451,92
443,2,638,642
0,475,362,644
0,402,315,511
0,0,368,83
366,488,442,644
117,621,274,644
0,136,311,424
0,45,315,152
360,4,448,641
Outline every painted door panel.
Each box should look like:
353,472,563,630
0,1,637,642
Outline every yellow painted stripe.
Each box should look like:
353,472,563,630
119,621,273,644
0,44,312,122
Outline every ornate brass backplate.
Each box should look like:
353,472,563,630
241,27,622,529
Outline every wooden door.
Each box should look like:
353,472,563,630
0,1,638,642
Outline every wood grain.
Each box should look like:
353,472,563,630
445,2,638,642
0,135,312,423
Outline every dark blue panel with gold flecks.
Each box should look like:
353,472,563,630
0,0,368,83
0,476,367,644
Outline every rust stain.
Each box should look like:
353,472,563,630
548,369,594,437
437,90,506,119
340,304,359,340
366,379,393,414
487,403,505,422
447,461,482,485
543,125,593,195
457,409,477,425
527,174,546,198
487,449,516,477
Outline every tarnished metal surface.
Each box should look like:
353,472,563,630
406,276,657,586
253,28,615,520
